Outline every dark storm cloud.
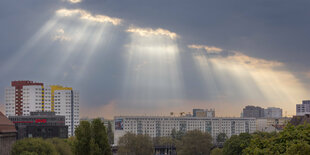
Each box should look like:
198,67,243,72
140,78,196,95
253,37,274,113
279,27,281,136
0,0,309,117
79,0,310,69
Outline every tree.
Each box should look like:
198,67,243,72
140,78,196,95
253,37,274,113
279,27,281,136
91,118,111,155
216,133,228,144
118,132,153,155
46,138,72,155
223,133,252,155
286,140,310,155
74,119,112,155
107,121,114,145
157,136,177,146
74,121,92,155
11,138,57,155
177,130,213,155
176,130,185,140
243,124,310,155
65,136,76,154
211,148,223,155
171,128,177,139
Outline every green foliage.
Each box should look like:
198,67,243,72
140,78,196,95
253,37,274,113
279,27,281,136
74,121,91,155
11,138,57,155
216,133,228,144
156,136,177,146
65,136,76,154
107,121,114,145
222,124,310,155
118,132,153,155
91,119,111,155
171,128,177,139
223,133,252,155
176,130,185,140
74,119,112,155
177,130,213,155
243,124,310,155
46,138,72,155
286,140,310,155
211,148,223,155
90,138,101,155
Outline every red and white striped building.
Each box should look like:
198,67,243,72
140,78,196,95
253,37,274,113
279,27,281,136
5,80,79,136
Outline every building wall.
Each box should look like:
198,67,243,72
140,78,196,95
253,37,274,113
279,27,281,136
296,100,310,116
193,109,204,117
9,112,68,139
243,106,264,118
53,89,80,136
256,118,290,132
0,133,16,155
114,116,256,144
5,81,80,136
264,107,282,118
5,87,15,116
193,109,215,118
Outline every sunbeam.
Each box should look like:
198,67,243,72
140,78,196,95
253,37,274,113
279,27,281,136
0,16,60,76
50,20,95,79
191,46,308,116
74,24,110,82
50,8,122,80
122,27,183,109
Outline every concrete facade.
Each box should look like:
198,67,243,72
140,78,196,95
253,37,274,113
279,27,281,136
242,106,265,118
114,116,256,144
5,81,79,136
193,109,215,118
256,118,290,132
264,107,282,118
296,100,310,116
0,112,16,155
9,112,67,139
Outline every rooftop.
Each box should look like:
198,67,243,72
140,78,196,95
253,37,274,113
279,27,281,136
0,112,17,133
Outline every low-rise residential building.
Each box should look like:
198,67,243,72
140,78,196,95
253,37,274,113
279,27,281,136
114,116,256,144
9,112,68,139
256,117,290,132
0,112,16,155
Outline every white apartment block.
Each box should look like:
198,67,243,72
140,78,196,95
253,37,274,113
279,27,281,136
296,100,310,116
5,81,79,136
53,88,80,136
114,116,256,144
256,118,290,132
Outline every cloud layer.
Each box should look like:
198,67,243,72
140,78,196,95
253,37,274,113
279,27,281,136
0,0,309,118
56,8,122,25
188,44,223,53
127,26,178,39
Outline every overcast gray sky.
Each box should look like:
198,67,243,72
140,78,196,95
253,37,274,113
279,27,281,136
1,0,309,118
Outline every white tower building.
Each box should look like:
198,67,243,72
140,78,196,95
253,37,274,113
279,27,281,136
5,81,79,136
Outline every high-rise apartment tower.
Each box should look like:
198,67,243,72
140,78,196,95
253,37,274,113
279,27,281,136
5,81,79,136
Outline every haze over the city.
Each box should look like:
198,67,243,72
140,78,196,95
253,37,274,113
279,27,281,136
1,0,310,119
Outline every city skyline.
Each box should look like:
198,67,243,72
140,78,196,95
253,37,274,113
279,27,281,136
1,0,310,119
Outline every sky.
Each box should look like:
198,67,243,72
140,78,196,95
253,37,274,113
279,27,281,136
0,0,310,119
